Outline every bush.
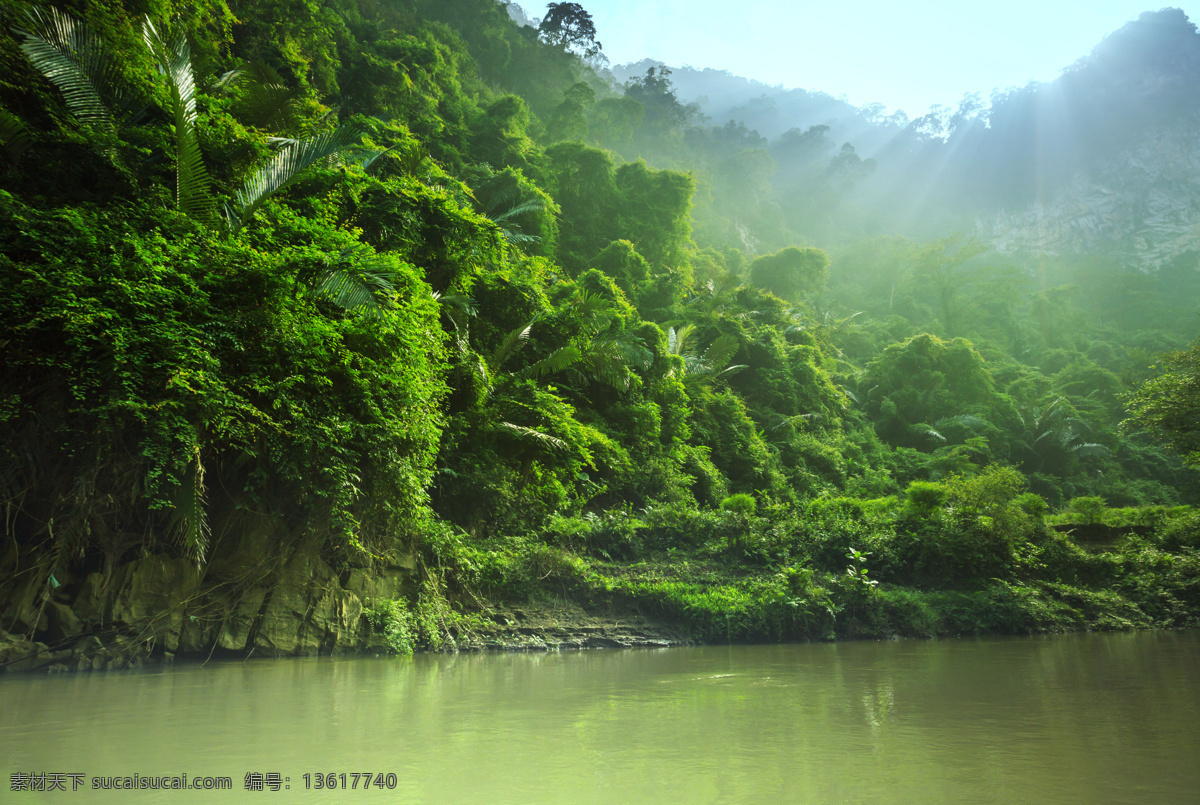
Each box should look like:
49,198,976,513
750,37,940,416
363,599,417,655
720,493,757,516
1158,511,1200,551
1068,496,1107,524
1016,492,1049,520
904,481,947,515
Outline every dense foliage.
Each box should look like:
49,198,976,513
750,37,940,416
1,0,1198,650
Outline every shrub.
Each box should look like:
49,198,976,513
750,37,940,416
720,493,757,516
1068,496,1107,525
1015,492,1049,520
1158,511,1200,551
363,599,417,655
905,481,947,515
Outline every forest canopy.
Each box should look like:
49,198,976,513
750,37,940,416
1,0,1198,655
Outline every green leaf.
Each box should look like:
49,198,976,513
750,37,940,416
0,110,31,162
491,318,537,370
169,446,209,563
227,123,364,231
314,250,399,318
495,422,568,452
518,345,583,380
702,333,740,372
17,7,123,130
143,19,217,226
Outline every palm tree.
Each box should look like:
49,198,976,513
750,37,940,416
666,324,746,385
16,8,132,134
142,18,218,226
17,8,366,236
1014,397,1110,474
472,169,546,248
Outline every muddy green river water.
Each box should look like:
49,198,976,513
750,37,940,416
2,630,1198,803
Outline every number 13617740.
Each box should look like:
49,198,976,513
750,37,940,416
304,772,397,790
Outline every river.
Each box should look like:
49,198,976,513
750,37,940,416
3,630,1198,803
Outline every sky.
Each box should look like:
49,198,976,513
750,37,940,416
541,1,1200,117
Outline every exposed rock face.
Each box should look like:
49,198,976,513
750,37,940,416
0,537,681,672
456,602,688,651
0,535,414,672
980,120,1200,267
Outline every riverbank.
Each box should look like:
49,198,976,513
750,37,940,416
3,508,1198,673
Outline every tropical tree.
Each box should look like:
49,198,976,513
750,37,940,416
749,246,831,303
666,324,746,385
1123,339,1200,466
537,2,603,60
1013,397,1109,474
17,8,388,312
912,235,987,336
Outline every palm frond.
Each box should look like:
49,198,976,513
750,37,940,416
234,61,302,132
1071,442,1111,459
489,197,545,224
592,330,652,371
578,339,635,390
667,324,696,356
491,318,537,370
227,123,364,231
17,7,123,129
0,109,31,162
495,422,568,452
702,333,740,372
396,142,431,175
933,414,987,431
566,290,614,331
770,412,820,431
433,291,477,320
143,19,217,225
314,253,398,318
579,354,632,390
169,446,209,563
208,68,243,93
518,345,583,380
711,364,748,382
357,142,400,173
1032,430,1055,446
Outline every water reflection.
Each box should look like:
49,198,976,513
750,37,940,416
2,631,1197,804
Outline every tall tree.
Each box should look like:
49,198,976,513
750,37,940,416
749,246,830,302
537,3,603,59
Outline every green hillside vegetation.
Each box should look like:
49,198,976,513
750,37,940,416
1,0,1198,663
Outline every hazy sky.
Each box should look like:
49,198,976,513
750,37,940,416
553,1,1200,116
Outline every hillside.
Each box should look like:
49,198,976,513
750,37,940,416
0,0,1198,672
616,9,1200,268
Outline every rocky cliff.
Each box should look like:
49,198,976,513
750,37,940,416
980,118,1200,267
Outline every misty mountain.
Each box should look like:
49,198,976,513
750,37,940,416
611,59,904,151
617,9,1200,267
